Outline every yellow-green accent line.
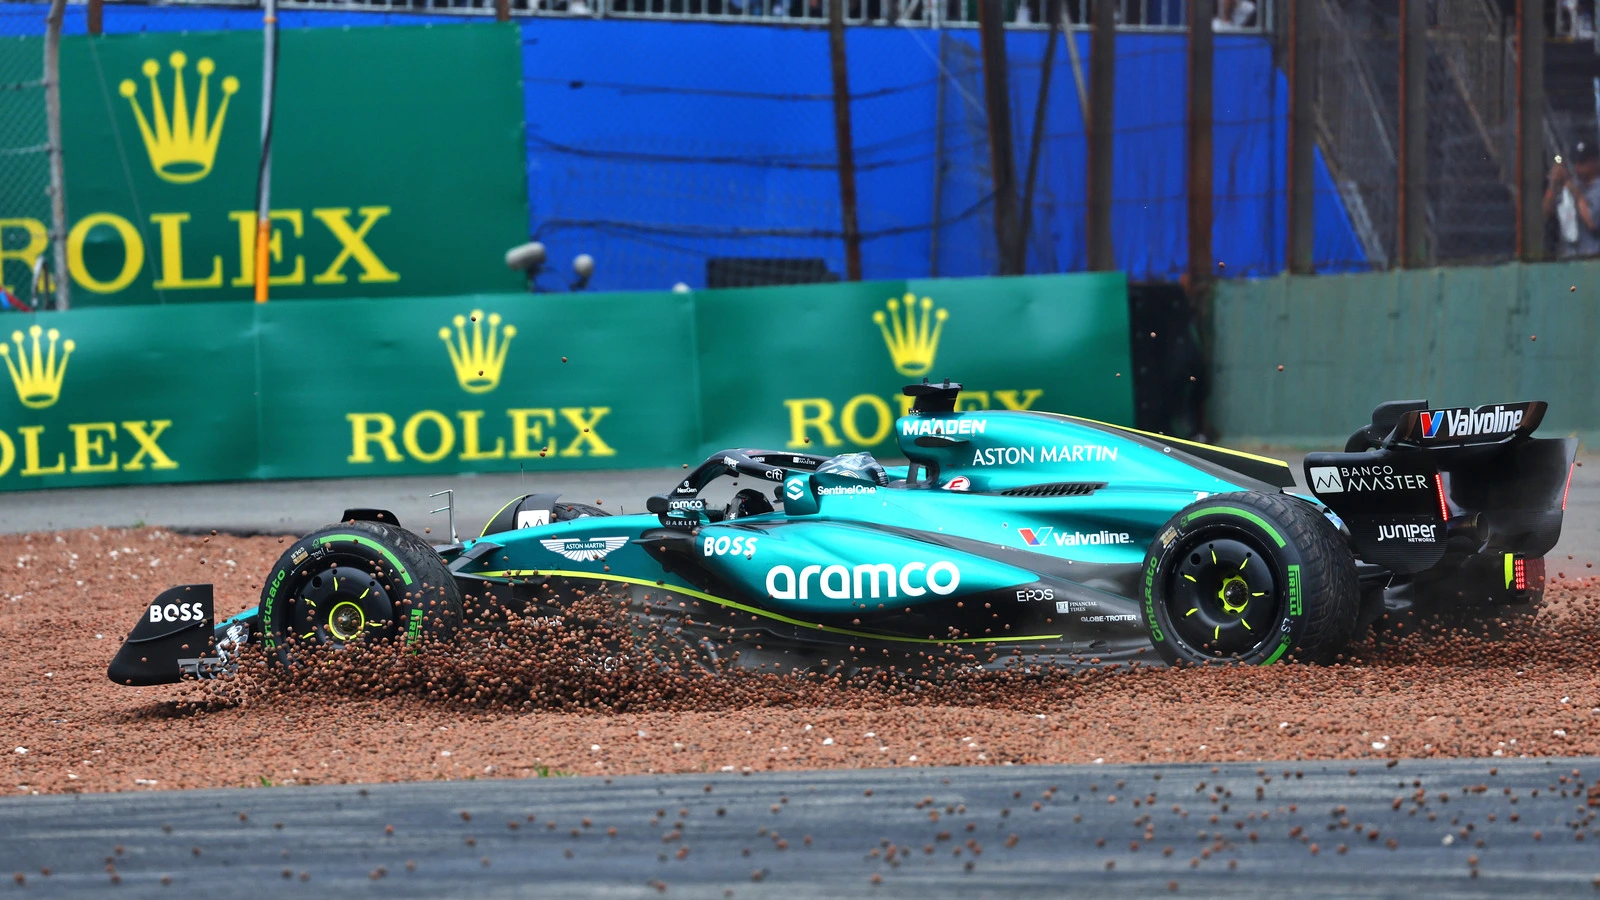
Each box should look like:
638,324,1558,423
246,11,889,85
317,534,414,585
1182,507,1286,548
1504,553,1514,589
1262,640,1290,665
481,496,522,538
474,569,1063,646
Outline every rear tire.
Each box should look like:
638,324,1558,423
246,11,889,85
259,520,463,672
1142,492,1360,666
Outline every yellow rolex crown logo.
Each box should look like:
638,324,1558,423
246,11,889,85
119,51,239,184
873,292,948,378
439,310,516,393
0,324,74,409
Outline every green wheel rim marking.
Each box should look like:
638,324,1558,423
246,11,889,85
326,600,365,642
316,534,414,585
475,568,1062,647
1181,507,1286,548
1261,639,1291,666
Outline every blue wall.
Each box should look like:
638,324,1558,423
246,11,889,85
2,2,1367,291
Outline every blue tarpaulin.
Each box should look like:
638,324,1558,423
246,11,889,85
2,3,1368,291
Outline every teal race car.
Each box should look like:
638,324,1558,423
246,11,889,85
110,381,1577,685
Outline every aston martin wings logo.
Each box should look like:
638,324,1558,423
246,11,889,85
539,536,629,562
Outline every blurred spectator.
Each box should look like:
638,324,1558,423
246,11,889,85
0,286,31,313
1214,0,1255,30
1544,141,1600,258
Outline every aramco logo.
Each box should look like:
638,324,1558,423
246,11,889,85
119,51,239,184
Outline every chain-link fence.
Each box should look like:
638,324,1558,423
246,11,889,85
137,0,1269,32
0,7,50,308
1296,0,1596,269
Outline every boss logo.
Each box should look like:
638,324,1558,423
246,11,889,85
1015,589,1054,602
703,535,759,558
149,601,206,624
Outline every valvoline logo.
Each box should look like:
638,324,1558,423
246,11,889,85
1018,527,1052,546
1420,410,1443,439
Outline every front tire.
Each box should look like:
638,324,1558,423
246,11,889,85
259,520,463,672
1142,492,1359,666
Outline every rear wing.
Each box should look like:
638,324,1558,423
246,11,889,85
1306,400,1575,575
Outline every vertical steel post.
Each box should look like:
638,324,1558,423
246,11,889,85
254,0,279,303
1086,0,1115,271
496,0,511,22
930,34,948,277
978,0,1022,275
1515,0,1545,262
87,0,103,36
1019,0,1061,265
1285,0,1315,273
44,0,69,310
1187,0,1214,287
1398,0,1428,268
827,0,863,281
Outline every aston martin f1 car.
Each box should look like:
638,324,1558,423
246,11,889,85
110,381,1577,686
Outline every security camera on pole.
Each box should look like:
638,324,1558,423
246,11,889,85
504,241,595,292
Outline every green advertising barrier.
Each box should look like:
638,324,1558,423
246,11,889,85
0,273,1132,491
0,24,527,308
1212,260,1600,445
695,273,1132,454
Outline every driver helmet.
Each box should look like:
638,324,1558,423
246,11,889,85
816,451,889,486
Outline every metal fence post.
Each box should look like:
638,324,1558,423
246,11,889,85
1286,0,1314,274
1187,0,1214,288
1515,0,1545,263
978,0,1022,275
827,0,863,281
87,0,103,36
1398,0,1428,268
1086,0,1115,272
44,0,70,310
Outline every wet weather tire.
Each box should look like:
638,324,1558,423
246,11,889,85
258,520,463,672
1141,492,1359,666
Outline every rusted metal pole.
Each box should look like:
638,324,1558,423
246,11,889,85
495,0,510,22
44,0,70,310
827,0,863,281
1187,0,1214,287
1515,0,1545,262
1286,0,1315,273
254,0,279,303
1019,0,1061,267
1398,0,1428,267
87,0,103,36
978,0,1022,275
1086,0,1115,271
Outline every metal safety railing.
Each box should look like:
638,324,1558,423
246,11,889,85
96,0,1271,32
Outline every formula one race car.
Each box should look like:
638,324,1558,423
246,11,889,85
110,381,1577,686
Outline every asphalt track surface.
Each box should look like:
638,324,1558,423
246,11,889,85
3,757,1598,897
5,449,1600,562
